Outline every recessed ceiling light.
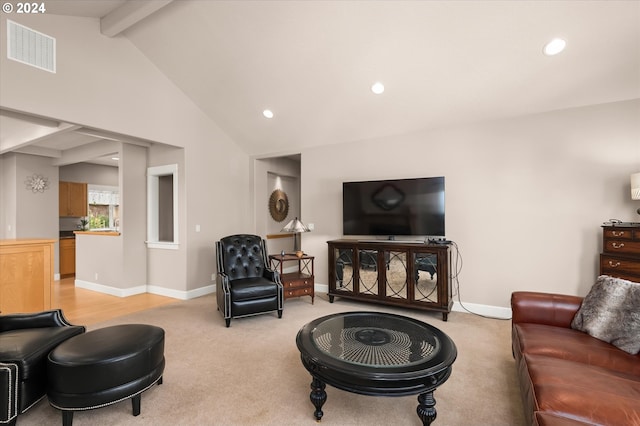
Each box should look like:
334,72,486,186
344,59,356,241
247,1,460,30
371,82,385,94
111,157,119,161
263,109,274,119
543,38,566,56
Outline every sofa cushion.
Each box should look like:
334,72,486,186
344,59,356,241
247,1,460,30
535,412,600,426
513,323,640,376
525,354,640,425
571,275,640,354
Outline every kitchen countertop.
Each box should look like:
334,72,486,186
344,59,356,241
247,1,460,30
74,231,121,236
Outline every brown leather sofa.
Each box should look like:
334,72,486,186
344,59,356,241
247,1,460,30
511,291,640,426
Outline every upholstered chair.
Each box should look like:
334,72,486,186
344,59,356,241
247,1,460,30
0,310,85,426
215,234,284,327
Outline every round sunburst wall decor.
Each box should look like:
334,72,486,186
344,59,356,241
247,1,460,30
25,174,50,193
268,189,289,222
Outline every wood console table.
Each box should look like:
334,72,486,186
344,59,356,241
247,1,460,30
269,253,315,303
327,239,453,321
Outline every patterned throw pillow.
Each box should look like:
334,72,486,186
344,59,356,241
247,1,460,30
571,275,640,355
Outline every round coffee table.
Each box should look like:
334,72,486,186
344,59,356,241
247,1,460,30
296,311,457,425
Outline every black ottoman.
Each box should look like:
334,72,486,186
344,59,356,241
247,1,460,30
47,324,165,426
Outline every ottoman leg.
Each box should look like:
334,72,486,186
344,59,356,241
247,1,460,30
62,410,73,426
132,394,141,416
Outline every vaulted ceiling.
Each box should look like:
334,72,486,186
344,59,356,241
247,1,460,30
1,0,639,161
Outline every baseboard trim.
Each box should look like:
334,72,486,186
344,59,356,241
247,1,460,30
75,280,146,297
147,284,215,300
313,283,511,319
451,301,512,319
71,281,511,318
74,280,215,300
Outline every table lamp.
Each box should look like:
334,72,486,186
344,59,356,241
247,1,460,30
281,217,309,254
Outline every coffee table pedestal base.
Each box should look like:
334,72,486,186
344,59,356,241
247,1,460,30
417,392,437,425
310,377,327,421
308,377,440,426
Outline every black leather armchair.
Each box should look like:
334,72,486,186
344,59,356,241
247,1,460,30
0,310,85,426
216,234,284,327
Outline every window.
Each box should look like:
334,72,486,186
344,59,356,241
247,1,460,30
147,164,178,249
88,185,119,230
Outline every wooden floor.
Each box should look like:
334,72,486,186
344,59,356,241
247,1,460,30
52,277,178,325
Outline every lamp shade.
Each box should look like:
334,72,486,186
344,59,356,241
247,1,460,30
632,173,640,200
281,217,309,233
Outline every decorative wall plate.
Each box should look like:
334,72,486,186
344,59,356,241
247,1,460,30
25,174,50,193
269,189,289,222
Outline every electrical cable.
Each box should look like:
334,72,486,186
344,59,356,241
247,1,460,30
448,240,512,321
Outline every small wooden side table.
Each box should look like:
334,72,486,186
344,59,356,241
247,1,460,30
269,253,315,304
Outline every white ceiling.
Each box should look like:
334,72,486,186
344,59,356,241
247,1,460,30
2,0,639,161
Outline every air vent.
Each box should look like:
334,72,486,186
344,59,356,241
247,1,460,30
6,20,56,73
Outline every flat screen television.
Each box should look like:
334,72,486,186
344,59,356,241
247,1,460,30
342,176,445,237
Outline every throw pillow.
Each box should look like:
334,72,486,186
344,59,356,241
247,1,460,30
570,275,640,355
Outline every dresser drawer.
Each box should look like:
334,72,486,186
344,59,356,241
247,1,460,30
603,239,640,256
284,278,313,290
285,287,314,299
603,228,634,240
600,255,640,280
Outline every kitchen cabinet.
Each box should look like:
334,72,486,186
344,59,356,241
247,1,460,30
59,181,87,217
59,238,76,278
0,239,54,314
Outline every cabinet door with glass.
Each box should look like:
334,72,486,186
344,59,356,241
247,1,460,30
328,240,453,321
332,246,355,295
412,251,440,304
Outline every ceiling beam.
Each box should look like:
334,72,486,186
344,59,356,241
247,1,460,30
14,145,62,158
0,108,60,127
52,140,121,167
101,0,174,37
75,128,152,148
0,123,80,155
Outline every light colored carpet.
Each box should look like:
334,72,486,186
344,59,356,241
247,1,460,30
20,293,526,425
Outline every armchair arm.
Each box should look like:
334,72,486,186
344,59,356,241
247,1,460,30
511,291,583,329
263,268,281,284
216,271,230,293
0,309,75,333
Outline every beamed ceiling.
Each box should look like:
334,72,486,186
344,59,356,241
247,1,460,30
1,0,639,163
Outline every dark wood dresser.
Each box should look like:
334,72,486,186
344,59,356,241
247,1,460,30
600,223,640,282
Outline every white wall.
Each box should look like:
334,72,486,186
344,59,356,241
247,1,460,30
146,144,187,294
5,153,59,240
0,14,251,296
59,163,118,186
2,14,638,308
301,99,640,309
254,156,302,255
0,154,18,240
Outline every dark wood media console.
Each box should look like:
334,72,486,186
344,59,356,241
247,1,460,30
327,239,453,321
